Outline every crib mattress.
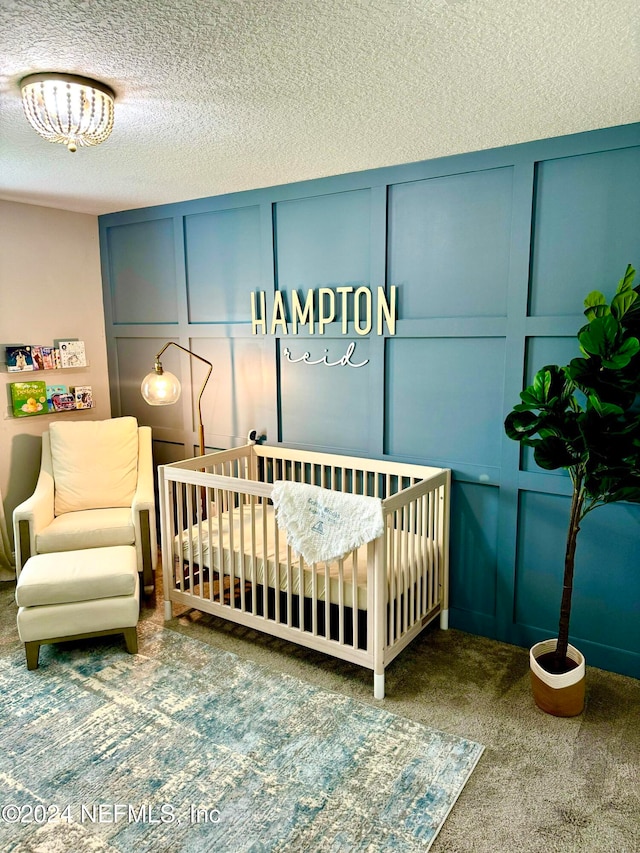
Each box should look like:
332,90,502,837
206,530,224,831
175,504,422,611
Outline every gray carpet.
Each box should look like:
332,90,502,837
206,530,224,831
2,571,639,853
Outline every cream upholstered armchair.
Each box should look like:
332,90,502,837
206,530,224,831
13,417,157,593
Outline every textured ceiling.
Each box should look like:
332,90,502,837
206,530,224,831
0,0,638,216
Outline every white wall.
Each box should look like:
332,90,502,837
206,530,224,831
0,200,111,568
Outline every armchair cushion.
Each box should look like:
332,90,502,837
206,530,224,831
36,508,135,554
50,417,139,515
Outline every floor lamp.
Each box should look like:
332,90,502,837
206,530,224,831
140,342,213,457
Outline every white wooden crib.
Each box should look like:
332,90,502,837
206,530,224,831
159,442,451,698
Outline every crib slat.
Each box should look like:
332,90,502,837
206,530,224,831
189,484,196,594
169,484,184,592
206,486,214,604
388,514,396,644
249,446,258,482
215,488,224,605
403,506,409,633
420,494,427,615
262,497,269,619
187,486,196,597
273,512,280,624
298,556,304,631
415,496,421,616
311,558,317,636
250,496,257,616
324,561,330,640
407,503,413,623
175,482,184,594
338,556,344,645
351,551,358,648
430,487,437,611
427,492,434,615
238,497,246,611
167,479,178,594
286,543,293,628
196,484,205,602
365,541,374,652
395,509,402,639
428,491,435,612
407,502,414,627
227,491,235,609
400,507,406,634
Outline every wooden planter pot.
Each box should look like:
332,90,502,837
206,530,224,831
529,639,586,717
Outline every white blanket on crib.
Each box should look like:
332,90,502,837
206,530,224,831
271,480,384,565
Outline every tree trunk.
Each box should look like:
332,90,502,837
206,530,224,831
554,479,584,670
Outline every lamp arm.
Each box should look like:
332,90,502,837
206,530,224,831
155,342,213,456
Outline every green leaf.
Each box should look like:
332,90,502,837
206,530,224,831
579,314,619,358
559,365,577,399
607,486,640,504
599,482,640,504
616,264,636,294
504,410,542,441
568,356,636,408
583,290,609,321
532,436,581,471
586,394,625,417
533,368,551,401
601,335,640,369
538,427,561,439
611,289,638,321
520,375,549,408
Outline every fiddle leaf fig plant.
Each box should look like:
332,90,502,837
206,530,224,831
505,264,640,672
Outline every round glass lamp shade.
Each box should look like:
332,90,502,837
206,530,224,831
140,370,181,406
20,73,115,153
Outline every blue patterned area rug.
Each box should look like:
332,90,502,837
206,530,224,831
0,629,483,852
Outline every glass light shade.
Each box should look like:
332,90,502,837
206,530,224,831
140,370,181,406
20,73,115,153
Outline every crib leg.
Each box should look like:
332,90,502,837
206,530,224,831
164,600,173,621
439,608,449,630
374,672,385,700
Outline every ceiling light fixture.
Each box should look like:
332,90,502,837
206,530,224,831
20,72,115,153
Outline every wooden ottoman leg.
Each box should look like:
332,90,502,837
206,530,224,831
25,642,40,671
123,627,138,655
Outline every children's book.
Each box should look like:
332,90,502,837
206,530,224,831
32,345,55,370
5,345,34,372
72,385,94,409
10,381,47,417
31,346,44,370
46,384,69,413
57,340,87,369
51,392,76,412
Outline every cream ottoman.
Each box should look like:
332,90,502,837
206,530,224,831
15,545,139,670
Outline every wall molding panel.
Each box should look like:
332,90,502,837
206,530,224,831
99,123,640,678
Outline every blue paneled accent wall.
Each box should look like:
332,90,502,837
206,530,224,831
99,123,640,679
